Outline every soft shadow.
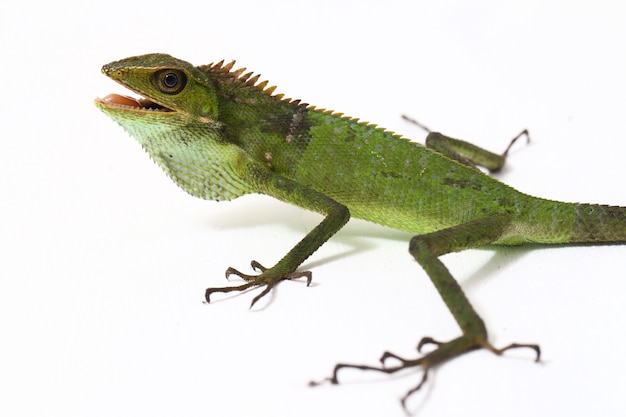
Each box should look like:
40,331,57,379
458,246,531,290
458,240,623,290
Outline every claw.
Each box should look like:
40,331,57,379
224,266,246,281
309,354,429,413
250,260,266,272
380,350,410,366
312,336,542,412
401,371,429,411
205,281,259,303
417,336,442,353
501,129,531,157
225,261,268,281
205,260,313,305
481,341,541,362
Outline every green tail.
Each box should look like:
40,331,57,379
570,203,626,243
516,199,626,245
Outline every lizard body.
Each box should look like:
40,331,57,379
95,53,626,408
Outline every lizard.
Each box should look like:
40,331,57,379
95,53,626,408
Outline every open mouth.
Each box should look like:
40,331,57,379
98,94,173,112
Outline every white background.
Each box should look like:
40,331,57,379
2,1,626,416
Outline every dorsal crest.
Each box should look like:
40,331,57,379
198,60,405,142
199,60,306,107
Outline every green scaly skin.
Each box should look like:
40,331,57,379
95,53,626,409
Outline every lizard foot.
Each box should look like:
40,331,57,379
205,261,312,307
310,335,540,411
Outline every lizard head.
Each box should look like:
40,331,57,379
95,53,219,123
95,54,254,201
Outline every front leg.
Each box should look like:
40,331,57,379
318,215,540,409
205,162,350,307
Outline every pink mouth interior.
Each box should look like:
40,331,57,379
101,94,169,111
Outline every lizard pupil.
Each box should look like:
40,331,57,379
153,69,187,94
163,72,178,88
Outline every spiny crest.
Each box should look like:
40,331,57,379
199,60,293,104
199,60,407,143
306,105,406,142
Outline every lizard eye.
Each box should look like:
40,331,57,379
153,69,187,94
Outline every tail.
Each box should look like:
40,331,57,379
514,199,626,245
570,203,626,243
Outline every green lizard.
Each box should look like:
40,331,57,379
95,53,626,407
